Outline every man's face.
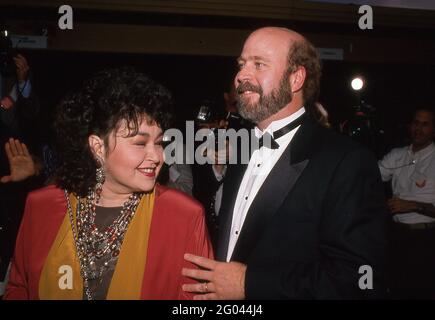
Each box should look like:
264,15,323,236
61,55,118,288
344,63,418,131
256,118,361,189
234,30,293,124
410,110,435,147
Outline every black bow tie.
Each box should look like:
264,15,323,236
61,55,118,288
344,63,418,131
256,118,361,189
256,113,306,150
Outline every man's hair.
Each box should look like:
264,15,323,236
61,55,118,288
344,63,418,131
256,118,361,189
413,107,435,125
287,38,322,112
53,66,173,196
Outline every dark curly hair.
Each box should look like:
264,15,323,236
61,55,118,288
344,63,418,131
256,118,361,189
53,67,173,196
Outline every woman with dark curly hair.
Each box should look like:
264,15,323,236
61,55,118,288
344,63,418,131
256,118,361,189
4,67,213,300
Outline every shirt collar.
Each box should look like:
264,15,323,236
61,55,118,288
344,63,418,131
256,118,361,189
254,107,306,139
408,142,435,159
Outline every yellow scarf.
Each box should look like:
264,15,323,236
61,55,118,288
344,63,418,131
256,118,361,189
39,191,155,300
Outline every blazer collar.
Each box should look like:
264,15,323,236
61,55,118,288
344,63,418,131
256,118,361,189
289,116,320,165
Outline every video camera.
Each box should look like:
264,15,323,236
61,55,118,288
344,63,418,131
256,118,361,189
195,98,245,130
341,101,386,158
194,99,223,150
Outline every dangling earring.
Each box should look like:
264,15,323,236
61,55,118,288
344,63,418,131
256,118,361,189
95,158,105,204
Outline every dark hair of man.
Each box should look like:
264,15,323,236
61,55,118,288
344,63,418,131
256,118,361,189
414,107,435,126
52,66,173,196
286,39,322,113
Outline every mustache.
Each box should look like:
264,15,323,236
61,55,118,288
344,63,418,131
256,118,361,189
236,82,262,95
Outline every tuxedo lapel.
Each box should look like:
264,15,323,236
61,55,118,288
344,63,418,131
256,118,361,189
231,117,320,262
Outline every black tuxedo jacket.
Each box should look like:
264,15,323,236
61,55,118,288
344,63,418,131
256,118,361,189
217,116,388,299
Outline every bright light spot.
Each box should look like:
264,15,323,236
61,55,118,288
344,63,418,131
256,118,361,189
351,77,364,91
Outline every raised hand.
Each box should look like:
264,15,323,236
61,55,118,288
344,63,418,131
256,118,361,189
1,138,37,183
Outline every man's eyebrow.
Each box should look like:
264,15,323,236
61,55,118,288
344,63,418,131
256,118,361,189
237,56,270,63
253,55,270,62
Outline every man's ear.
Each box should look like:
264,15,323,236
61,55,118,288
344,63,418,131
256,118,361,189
88,135,105,161
289,66,306,94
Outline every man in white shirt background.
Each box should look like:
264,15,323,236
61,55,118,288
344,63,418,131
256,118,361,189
378,108,435,299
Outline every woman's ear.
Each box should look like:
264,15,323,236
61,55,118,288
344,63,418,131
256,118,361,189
88,135,105,162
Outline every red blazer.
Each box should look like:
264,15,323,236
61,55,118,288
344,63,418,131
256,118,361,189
4,184,213,300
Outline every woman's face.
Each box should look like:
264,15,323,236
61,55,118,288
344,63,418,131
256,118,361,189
95,117,164,196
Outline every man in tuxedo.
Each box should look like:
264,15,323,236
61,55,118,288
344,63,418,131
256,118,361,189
182,27,388,299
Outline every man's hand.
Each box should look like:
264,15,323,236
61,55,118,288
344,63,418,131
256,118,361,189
182,253,246,300
387,197,418,214
13,54,30,83
1,138,36,183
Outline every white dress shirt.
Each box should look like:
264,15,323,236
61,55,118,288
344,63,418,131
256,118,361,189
0,73,32,99
226,107,305,261
378,142,435,224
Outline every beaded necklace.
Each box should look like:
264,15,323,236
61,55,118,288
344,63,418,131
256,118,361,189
65,189,142,300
